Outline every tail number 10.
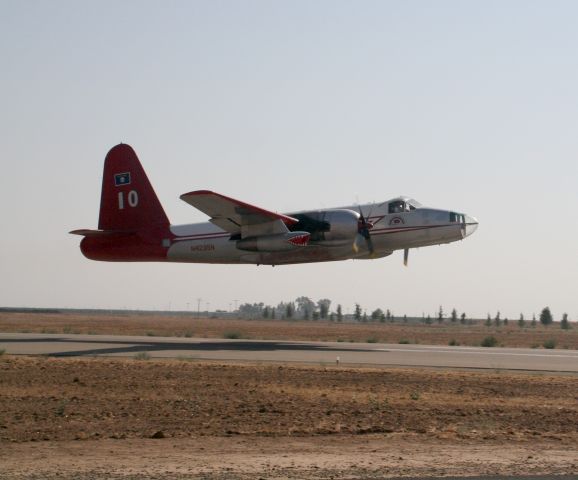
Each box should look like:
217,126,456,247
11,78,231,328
118,190,139,209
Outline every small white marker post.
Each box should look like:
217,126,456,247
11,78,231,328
336,356,340,366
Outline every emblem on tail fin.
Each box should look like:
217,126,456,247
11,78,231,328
114,172,131,186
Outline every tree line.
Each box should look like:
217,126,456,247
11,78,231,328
237,300,572,328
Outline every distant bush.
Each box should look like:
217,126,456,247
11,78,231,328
410,391,421,401
398,339,410,344
366,336,379,343
145,331,156,337
223,331,242,339
184,331,193,338
543,339,557,349
481,336,498,347
0,348,5,356
134,352,151,360
448,339,459,346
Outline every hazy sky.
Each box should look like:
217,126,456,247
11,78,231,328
1,1,577,319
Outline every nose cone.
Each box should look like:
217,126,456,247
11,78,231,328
464,214,479,237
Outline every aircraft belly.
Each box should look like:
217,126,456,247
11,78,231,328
166,238,351,265
246,246,350,265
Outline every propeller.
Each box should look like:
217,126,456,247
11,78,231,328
403,248,409,266
354,206,378,255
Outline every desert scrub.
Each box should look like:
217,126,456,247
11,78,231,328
543,339,556,349
481,336,498,347
134,351,151,360
55,400,68,417
223,331,243,339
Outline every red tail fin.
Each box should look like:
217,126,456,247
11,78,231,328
98,144,170,232
71,144,171,262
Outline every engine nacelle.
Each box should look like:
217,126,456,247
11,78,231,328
236,231,311,252
296,209,360,246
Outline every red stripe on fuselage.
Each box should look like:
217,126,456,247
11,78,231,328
370,223,456,236
172,233,230,242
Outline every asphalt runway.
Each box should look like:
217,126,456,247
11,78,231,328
2,332,578,372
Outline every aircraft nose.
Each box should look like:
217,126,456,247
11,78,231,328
464,214,479,237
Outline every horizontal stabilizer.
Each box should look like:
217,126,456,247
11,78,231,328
69,229,137,237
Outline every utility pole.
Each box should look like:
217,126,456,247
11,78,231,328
197,298,202,318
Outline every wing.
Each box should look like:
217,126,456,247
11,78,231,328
180,190,298,237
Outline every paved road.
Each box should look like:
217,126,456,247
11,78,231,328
2,332,578,373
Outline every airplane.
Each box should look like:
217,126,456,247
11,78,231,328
71,144,478,266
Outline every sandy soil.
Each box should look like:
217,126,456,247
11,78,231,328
1,311,577,349
1,356,578,478
2,435,578,479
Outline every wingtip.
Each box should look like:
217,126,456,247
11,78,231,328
180,189,214,199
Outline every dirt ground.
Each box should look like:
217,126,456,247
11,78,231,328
2,311,577,349
3,435,578,479
1,355,578,478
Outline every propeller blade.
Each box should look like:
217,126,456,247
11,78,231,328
357,207,375,255
365,234,374,255
353,234,360,253
403,248,409,266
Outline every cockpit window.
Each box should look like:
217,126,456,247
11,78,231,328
388,201,406,214
407,199,422,209
450,212,465,223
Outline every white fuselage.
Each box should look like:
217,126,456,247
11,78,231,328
166,198,478,266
